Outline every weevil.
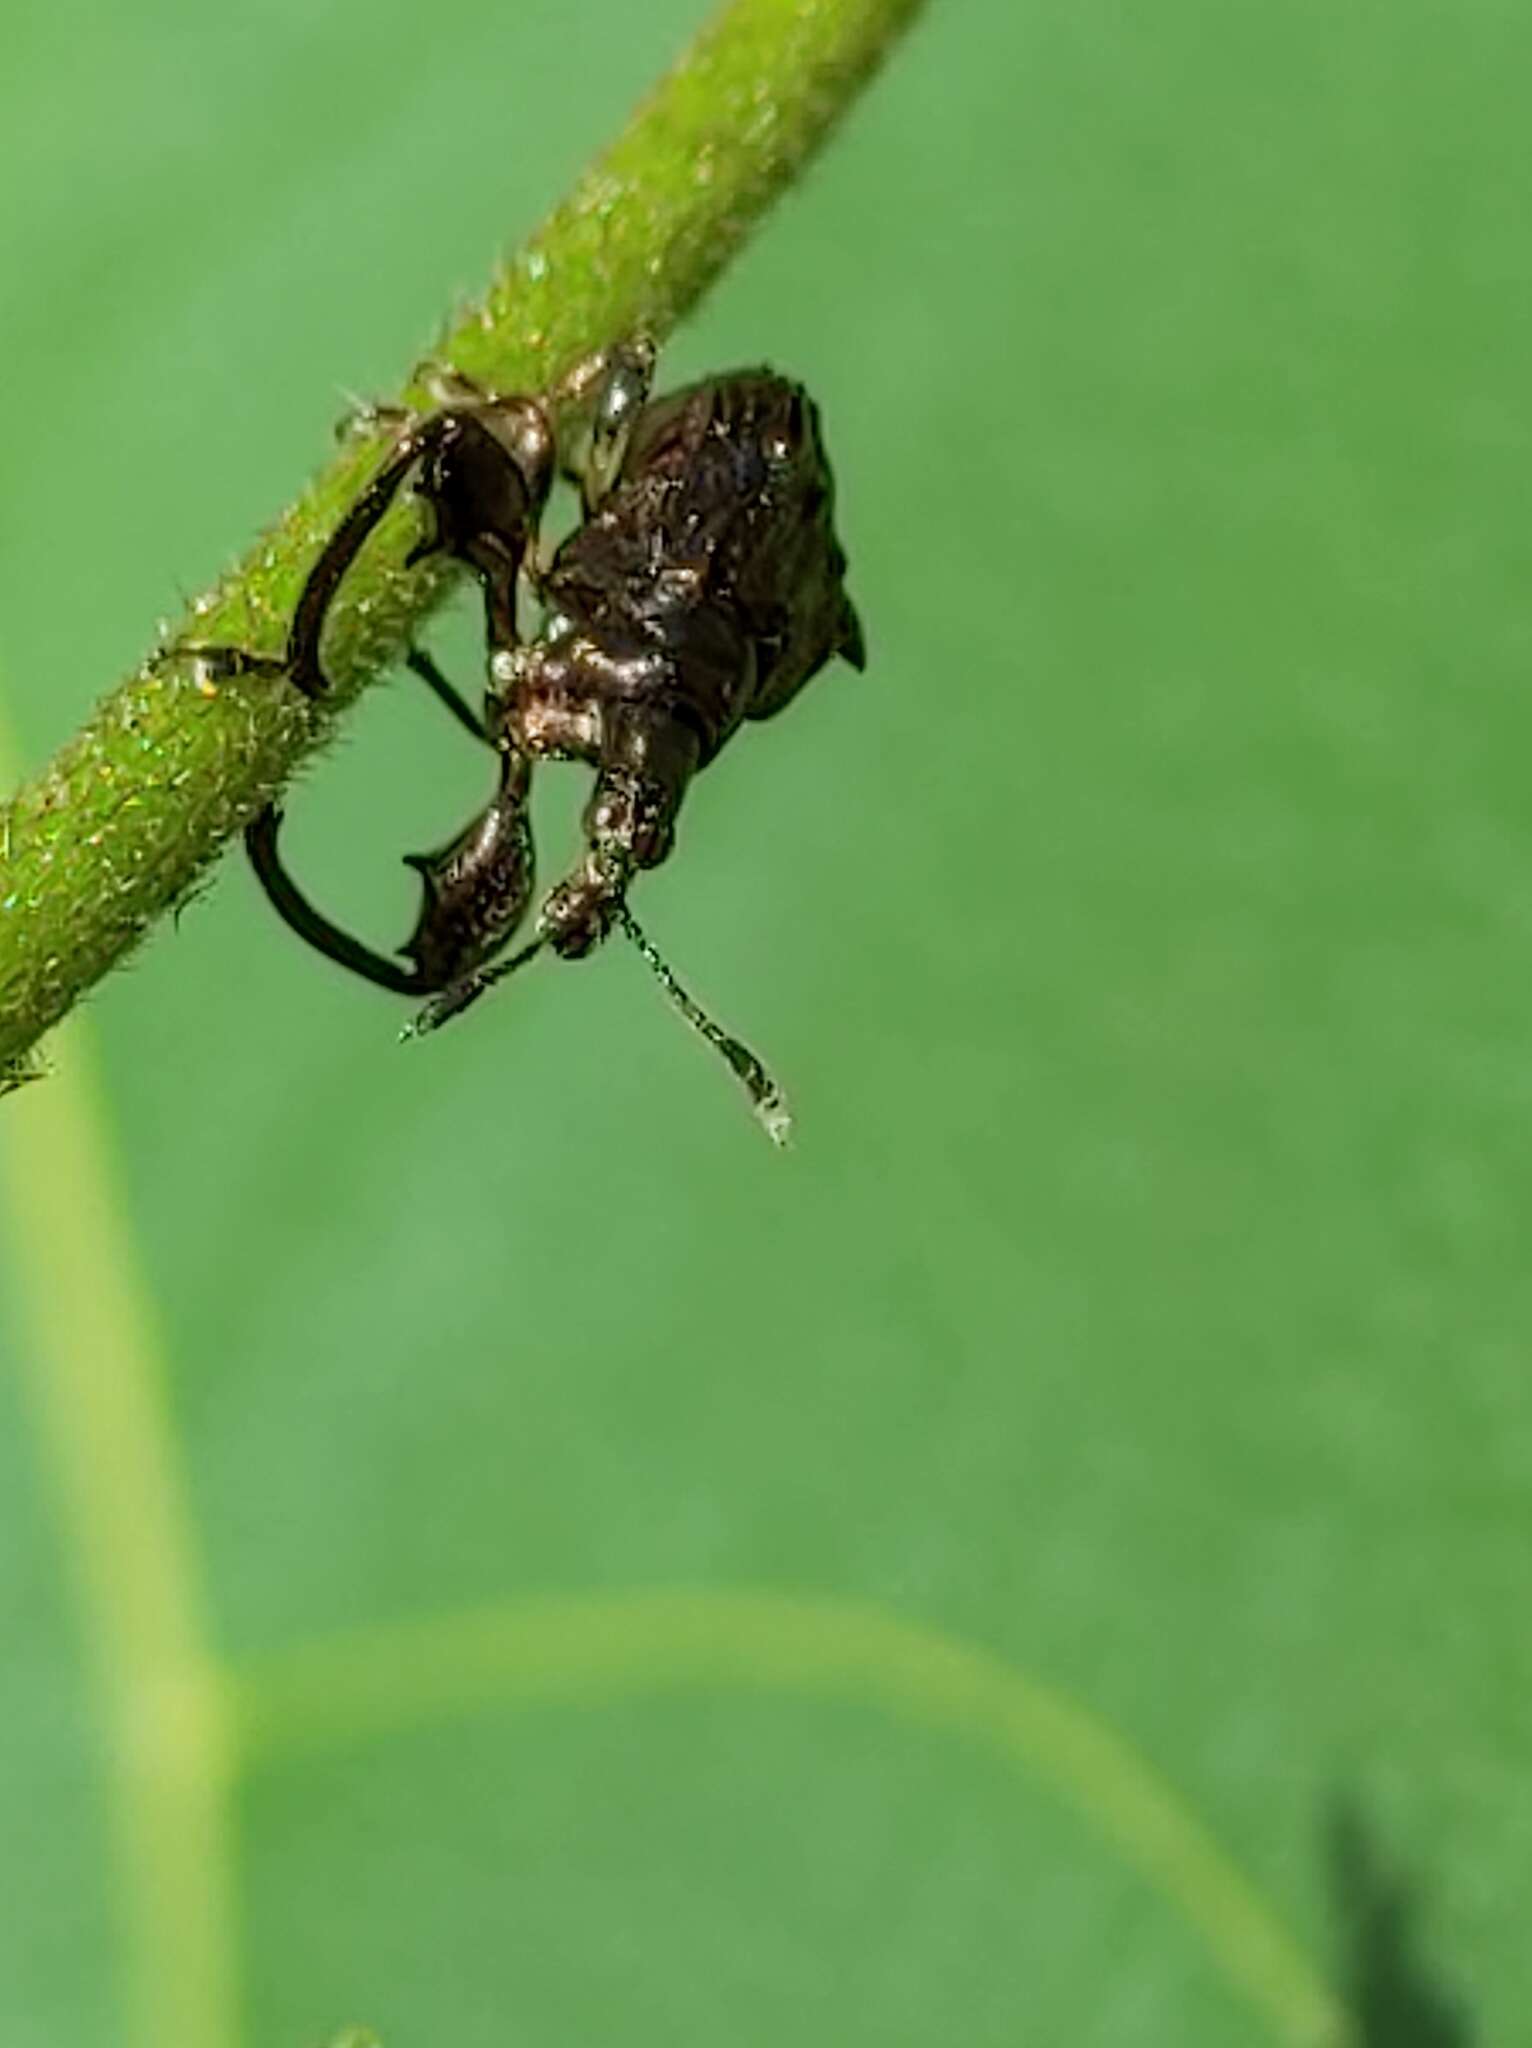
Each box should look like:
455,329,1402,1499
170,341,865,1134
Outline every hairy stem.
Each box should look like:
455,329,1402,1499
0,0,926,1068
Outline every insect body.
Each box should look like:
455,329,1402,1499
174,342,864,1132
498,364,865,970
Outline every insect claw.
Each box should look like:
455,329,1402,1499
399,982,484,1040
333,392,410,443
158,641,288,685
400,934,545,1039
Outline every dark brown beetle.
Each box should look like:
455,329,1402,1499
172,341,864,1133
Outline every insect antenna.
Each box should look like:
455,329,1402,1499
616,905,792,1148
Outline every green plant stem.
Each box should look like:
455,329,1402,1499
0,0,926,1068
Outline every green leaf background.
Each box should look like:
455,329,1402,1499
0,0,1520,2041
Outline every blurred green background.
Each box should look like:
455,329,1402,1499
0,0,1524,2040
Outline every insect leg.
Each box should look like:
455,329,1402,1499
245,743,537,1003
403,647,488,743
245,807,432,996
168,400,549,701
544,337,657,518
281,423,455,695
161,430,429,698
